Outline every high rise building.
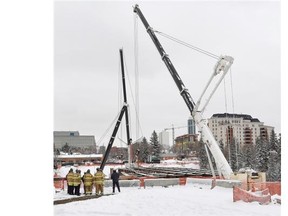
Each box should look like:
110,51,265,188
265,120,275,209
207,113,274,147
188,117,196,135
159,130,170,146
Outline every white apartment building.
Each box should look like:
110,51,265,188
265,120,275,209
159,130,170,146
207,113,274,147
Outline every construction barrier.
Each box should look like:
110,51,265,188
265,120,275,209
216,179,242,188
139,177,145,187
233,186,271,205
179,177,186,185
240,182,281,196
186,178,242,188
144,178,179,188
104,179,140,188
186,177,213,185
137,176,157,188
251,182,281,196
54,177,65,191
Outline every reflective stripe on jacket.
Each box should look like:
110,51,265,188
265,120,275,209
73,173,81,186
83,173,93,186
94,171,105,184
66,172,74,186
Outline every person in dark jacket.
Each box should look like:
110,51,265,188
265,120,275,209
111,169,121,193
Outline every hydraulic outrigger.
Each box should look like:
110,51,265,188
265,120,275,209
100,49,132,170
133,4,234,179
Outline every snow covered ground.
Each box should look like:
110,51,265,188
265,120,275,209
54,183,281,216
54,161,281,216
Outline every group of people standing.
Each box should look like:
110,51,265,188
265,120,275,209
66,168,82,195
65,167,120,196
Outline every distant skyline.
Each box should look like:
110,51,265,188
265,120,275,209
54,1,281,147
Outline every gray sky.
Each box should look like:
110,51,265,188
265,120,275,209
54,0,281,147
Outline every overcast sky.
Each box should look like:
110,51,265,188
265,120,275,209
54,0,281,147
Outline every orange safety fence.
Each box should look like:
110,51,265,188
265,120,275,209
233,186,271,205
138,177,187,187
179,177,187,185
239,182,281,196
252,182,281,196
54,177,65,191
139,177,145,187
233,181,281,205
54,178,89,193
138,176,157,188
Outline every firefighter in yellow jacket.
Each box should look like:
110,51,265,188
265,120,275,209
94,168,105,195
82,169,93,195
73,169,81,196
66,168,74,195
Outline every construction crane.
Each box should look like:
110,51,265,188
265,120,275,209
100,48,132,170
164,125,187,146
133,4,234,179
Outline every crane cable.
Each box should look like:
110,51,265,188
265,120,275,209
123,51,144,139
223,77,231,165
134,13,140,140
223,77,228,116
229,67,235,116
154,30,220,60
223,67,236,167
229,67,239,170
96,109,123,147
96,59,124,148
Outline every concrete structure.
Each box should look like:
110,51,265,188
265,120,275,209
54,131,96,153
144,178,179,187
186,178,242,188
104,179,140,188
207,113,274,147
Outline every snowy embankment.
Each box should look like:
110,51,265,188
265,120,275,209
54,183,280,216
